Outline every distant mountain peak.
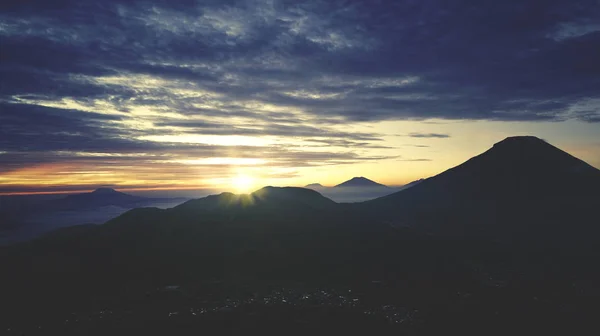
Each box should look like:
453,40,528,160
305,183,324,188
492,135,548,148
335,177,388,188
91,187,120,194
500,135,544,142
482,135,598,174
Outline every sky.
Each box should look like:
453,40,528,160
1,0,599,196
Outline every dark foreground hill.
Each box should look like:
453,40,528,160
1,136,599,335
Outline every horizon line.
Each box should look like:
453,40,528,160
0,181,413,196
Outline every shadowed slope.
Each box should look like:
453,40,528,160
1,139,600,335
366,136,600,244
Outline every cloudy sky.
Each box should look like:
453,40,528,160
1,0,599,195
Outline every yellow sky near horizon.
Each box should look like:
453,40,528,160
2,0,600,198
1,118,598,196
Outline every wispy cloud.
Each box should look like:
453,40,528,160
406,133,451,139
1,0,598,191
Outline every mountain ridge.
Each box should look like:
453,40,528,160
305,183,324,188
304,177,393,202
2,135,600,334
365,135,600,244
53,188,148,210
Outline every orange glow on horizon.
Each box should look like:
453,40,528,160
1,119,599,196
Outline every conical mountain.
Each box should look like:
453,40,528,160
366,136,600,244
305,183,325,188
90,187,122,195
48,187,147,210
305,178,392,202
335,177,388,188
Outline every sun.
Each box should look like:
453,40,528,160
232,174,254,193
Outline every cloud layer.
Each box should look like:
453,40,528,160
1,0,599,191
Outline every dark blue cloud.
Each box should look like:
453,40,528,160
1,0,599,176
0,102,144,153
407,133,451,139
155,120,383,142
2,0,598,122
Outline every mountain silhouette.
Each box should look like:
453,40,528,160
2,136,600,334
46,188,148,210
98,186,341,250
304,177,392,202
90,187,122,195
366,136,600,245
172,186,337,215
334,177,388,188
305,183,324,188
